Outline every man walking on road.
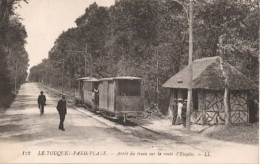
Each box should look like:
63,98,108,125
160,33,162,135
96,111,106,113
57,94,67,131
38,91,46,116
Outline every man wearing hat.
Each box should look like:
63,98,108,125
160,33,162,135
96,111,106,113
56,94,67,131
38,91,46,115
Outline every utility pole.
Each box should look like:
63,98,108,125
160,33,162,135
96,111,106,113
61,59,64,93
84,55,87,77
168,0,193,132
156,54,159,106
90,52,93,77
85,44,88,77
186,0,193,131
14,60,18,94
85,43,93,77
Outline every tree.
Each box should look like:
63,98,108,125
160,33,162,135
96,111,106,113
0,0,29,108
30,0,259,114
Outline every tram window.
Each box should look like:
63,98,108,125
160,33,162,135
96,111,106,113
117,80,141,96
84,82,92,91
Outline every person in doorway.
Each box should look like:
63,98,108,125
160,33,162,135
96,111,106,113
57,94,67,131
38,91,46,116
176,98,183,125
182,99,187,127
92,88,99,108
94,88,99,107
171,99,178,125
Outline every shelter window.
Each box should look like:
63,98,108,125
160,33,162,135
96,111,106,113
117,80,141,96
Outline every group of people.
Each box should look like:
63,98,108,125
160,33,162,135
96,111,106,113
37,90,187,131
172,98,187,127
37,91,67,131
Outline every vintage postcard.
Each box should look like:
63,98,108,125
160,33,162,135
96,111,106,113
0,0,258,163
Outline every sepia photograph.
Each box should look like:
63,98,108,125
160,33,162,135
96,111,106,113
0,0,259,163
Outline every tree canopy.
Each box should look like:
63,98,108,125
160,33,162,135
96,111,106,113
0,0,29,109
29,0,259,113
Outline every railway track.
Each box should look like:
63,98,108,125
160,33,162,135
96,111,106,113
75,105,208,152
41,83,207,152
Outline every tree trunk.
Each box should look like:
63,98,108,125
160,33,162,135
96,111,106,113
219,56,230,125
224,87,231,125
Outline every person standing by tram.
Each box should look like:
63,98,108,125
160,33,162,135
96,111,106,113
38,91,46,116
92,88,99,108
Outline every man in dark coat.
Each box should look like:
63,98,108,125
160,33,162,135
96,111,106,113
38,91,46,115
57,94,67,131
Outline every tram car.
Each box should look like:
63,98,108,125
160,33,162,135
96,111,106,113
98,76,144,123
75,77,99,111
75,76,144,123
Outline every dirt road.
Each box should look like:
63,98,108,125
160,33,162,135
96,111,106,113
0,83,257,163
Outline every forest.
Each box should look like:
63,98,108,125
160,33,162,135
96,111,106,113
0,0,29,109
28,0,259,113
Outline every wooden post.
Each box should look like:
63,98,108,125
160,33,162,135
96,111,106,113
224,87,230,125
201,91,206,125
168,89,175,118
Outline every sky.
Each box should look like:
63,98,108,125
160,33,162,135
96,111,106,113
16,0,115,70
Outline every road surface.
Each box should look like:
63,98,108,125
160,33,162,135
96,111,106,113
0,83,257,163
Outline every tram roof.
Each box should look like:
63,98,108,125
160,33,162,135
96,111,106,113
84,78,99,82
76,77,90,80
99,76,142,81
76,77,99,82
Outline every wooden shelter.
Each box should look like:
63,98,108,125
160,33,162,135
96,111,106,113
163,56,257,125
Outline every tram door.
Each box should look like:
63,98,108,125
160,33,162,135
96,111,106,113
99,81,108,109
108,81,115,111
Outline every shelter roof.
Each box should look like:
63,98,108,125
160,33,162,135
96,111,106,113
162,56,257,90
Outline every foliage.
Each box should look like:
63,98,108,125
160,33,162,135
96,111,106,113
0,0,29,109
29,0,259,114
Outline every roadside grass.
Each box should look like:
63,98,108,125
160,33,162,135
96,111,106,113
0,93,16,112
40,84,76,103
202,122,259,145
